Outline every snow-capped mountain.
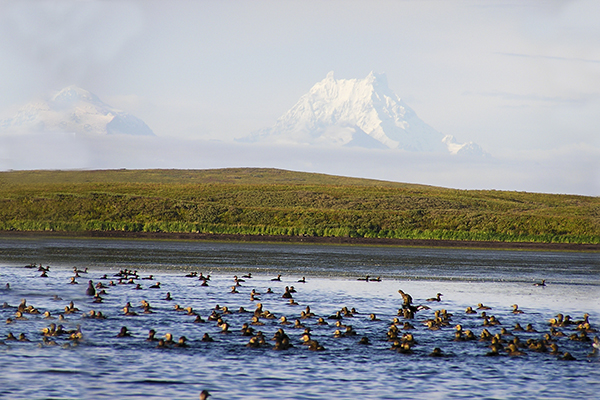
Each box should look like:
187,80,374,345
243,71,485,155
0,86,154,136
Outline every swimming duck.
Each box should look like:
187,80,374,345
500,327,513,336
246,336,262,348
122,306,137,316
164,333,175,344
201,333,214,342
369,313,380,321
590,336,600,356
185,307,196,316
560,352,576,361
328,311,343,320
282,287,293,299
293,319,305,329
429,347,444,357
533,279,546,287
513,323,524,332
241,323,255,336
477,303,492,310
397,290,413,307
42,336,58,346
317,317,328,326
14,311,28,321
175,336,189,348
506,343,526,356
465,306,477,314
479,329,492,341
298,277,306,283
525,323,537,333
165,292,173,301
149,282,161,289
273,336,293,350
427,293,443,302
303,306,315,318
242,273,252,279
271,274,282,281
334,320,347,329
86,280,96,296
308,340,325,351
342,307,354,317
550,327,565,337
485,345,501,356
511,304,524,314
344,326,357,336
117,326,131,338
397,342,413,354
358,336,370,345
402,321,415,330
146,329,157,341
230,286,239,293
272,328,289,342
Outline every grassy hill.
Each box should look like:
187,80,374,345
0,168,598,244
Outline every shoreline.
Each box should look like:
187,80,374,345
1,230,598,252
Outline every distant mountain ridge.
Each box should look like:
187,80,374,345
243,71,485,155
0,86,154,136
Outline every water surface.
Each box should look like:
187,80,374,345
0,238,598,399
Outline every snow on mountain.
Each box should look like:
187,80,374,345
0,86,154,136
243,71,485,155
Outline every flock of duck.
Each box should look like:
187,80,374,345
2,264,599,367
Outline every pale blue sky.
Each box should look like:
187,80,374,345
0,0,598,195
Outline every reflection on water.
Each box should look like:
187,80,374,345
0,238,598,399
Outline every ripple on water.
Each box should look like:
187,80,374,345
0,239,599,399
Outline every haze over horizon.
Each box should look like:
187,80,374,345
0,1,598,196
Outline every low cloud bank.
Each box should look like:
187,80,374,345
1,133,598,196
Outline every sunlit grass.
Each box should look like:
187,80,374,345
0,168,598,243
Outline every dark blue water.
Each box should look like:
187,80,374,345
0,238,598,399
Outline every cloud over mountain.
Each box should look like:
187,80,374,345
242,71,486,156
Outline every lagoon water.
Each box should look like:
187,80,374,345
0,237,599,400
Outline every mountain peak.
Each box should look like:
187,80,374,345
241,71,485,155
50,85,105,110
1,87,154,136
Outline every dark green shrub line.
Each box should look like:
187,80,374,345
0,220,597,244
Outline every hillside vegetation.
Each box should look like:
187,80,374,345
0,168,598,244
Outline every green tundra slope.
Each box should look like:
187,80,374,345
0,168,598,244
